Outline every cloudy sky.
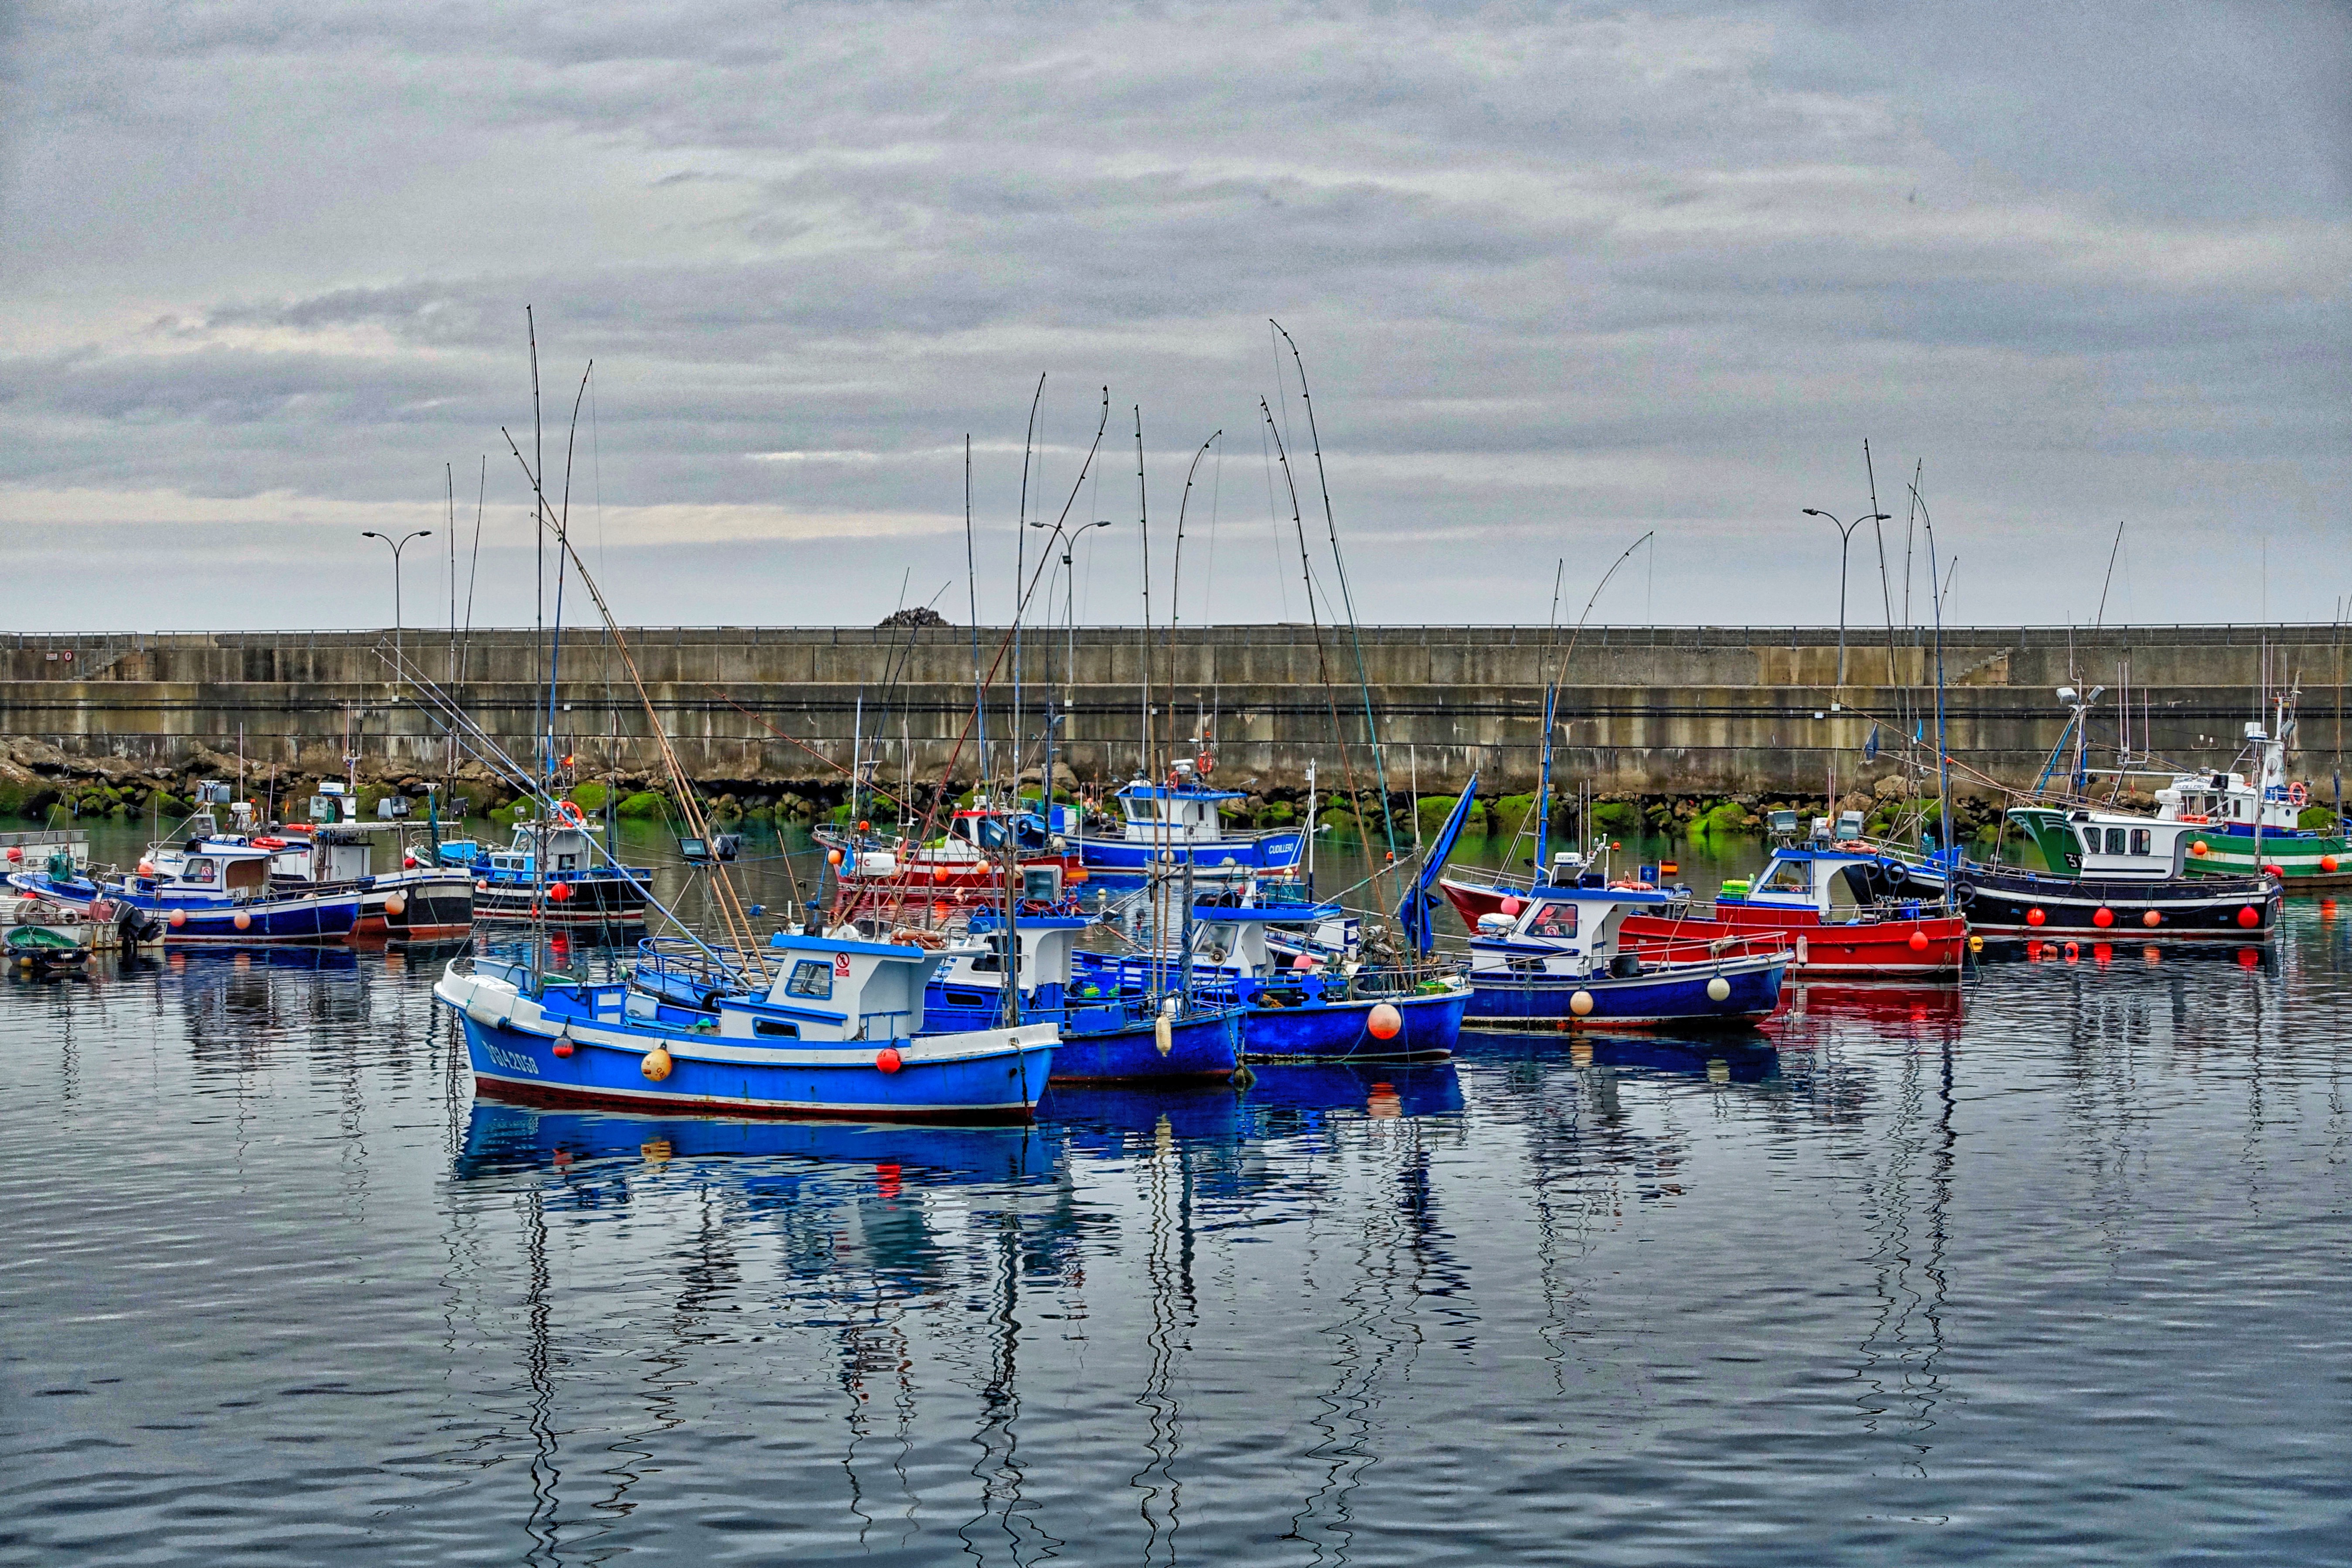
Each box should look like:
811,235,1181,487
2,1,2345,633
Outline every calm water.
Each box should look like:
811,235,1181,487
3,820,2348,1564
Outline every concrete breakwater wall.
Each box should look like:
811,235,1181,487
2,625,2345,815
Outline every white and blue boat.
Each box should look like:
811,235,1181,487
1462,879,1788,1029
1174,902,1469,1062
1063,762,1305,880
441,811,655,926
11,838,361,943
437,931,1058,1123
927,914,1246,1084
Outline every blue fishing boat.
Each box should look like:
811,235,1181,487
441,810,654,926
1062,761,1305,880
1170,903,1468,1062
927,914,1245,1084
10,839,361,943
436,931,1057,1122
1462,881,1788,1029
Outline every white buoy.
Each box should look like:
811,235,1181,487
1706,975,1732,1002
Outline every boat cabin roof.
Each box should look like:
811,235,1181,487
1120,783,1247,803
751,931,951,1040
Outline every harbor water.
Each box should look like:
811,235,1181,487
2,820,2347,1563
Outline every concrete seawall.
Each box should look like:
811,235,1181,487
3,624,2346,798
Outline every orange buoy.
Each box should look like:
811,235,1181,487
383,893,406,917
2320,855,2339,873
476,879,489,893
1569,989,1595,1017
876,1047,903,1074
1367,1002,1403,1039
1908,930,1929,951
2190,840,2208,857
2025,907,2046,927
2062,941,2079,962
136,860,155,877
232,910,251,931
1291,954,1315,971
641,1046,673,1081
2092,907,2114,928
857,820,872,834
2143,909,2161,927
2236,905,2260,928
168,909,187,928
827,848,843,866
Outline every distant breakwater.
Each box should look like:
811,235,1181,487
2,624,2344,823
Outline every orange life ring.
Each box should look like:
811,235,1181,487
252,836,286,849
2287,782,2309,807
556,800,588,828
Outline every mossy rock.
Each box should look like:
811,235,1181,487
567,780,609,813
1689,801,1754,838
1254,801,1297,828
616,791,667,820
2299,804,2339,833
1482,793,1540,839
1591,801,1644,836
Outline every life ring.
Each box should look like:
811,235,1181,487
1196,752,1214,777
556,800,588,828
252,835,286,849
2287,782,2308,808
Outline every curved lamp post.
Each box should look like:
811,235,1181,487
1802,510,1889,689
361,529,433,684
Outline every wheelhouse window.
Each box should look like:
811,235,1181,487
1526,902,1578,939
2131,829,2151,856
2079,828,2100,856
1755,859,1811,893
783,960,835,1000
753,1019,799,1038
183,859,217,884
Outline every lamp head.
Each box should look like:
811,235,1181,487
2056,686,2078,703
361,531,381,539
1802,509,1825,518
1865,513,1891,522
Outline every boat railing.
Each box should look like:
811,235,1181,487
634,934,764,995
1616,927,1798,965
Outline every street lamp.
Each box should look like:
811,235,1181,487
1802,510,1888,689
361,529,433,681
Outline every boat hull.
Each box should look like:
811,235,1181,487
473,871,651,926
1619,909,1967,978
1466,954,1786,1029
450,1010,1054,1123
1955,867,2282,940
1241,985,1466,1062
1077,832,1304,877
2175,828,2352,888
14,874,362,944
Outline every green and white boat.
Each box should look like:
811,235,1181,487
2154,695,2347,888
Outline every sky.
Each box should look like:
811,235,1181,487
1,0,2346,634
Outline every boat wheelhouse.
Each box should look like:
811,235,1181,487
2154,706,2347,886
826,806,1080,900
1067,765,1306,879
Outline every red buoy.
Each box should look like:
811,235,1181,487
1367,1002,1403,1039
552,1037,574,1059
2062,941,2080,962
1499,897,1523,916
168,909,187,928
2092,907,2114,928
2321,855,2340,873
2025,907,2046,927
875,1047,903,1074
2261,863,2285,879
2236,905,2260,928
1908,930,1929,951
549,882,573,903
2143,909,2161,927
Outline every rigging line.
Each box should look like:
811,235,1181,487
2093,521,2126,631
460,455,486,686
1205,435,1223,735
1258,417,1291,622
1272,319,1398,862
965,436,986,787
838,390,1109,926
1864,438,1900,689
1262,396,1394,922
545,361,592,793
1014,373,1045,794
501,429,767,971
703,686,914,813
